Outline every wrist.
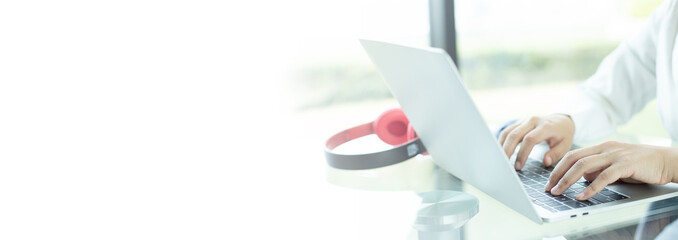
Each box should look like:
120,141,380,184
551,113,575,139
666,147,678,183
558,114,574,129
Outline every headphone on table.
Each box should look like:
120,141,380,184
324,108,518,170
324,108,428,170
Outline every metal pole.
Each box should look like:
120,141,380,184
429,0,459,67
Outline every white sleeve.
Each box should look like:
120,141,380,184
552,1,670,143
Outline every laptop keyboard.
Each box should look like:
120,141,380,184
518,160,629,213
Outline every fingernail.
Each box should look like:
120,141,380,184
514,161,521,169
545,182,552,191
551,185,561,194
544,155,552,166
576,192,585,200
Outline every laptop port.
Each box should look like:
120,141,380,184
570,215,576,218
583,212,589,216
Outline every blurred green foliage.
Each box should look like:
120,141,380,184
624,0,663,18
294,41,618,109
293,61,393,109
459,41,617,89
292,0,664,110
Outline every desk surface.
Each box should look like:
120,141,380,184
316,112,677,239
325,153,678,240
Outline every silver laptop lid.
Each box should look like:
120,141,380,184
359,39,542,224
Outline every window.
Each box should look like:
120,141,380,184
455,0,661,90
454,0,667,137
293,0,667,137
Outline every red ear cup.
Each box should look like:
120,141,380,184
373,108,410,145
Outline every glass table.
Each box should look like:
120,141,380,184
324,135,678,239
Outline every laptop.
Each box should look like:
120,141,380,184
359,39,678,224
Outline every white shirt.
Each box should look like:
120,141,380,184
554,0,678,143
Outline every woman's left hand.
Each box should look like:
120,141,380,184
545,141,678,200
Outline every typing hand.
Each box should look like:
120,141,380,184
545,141,678,200
499,114,575,170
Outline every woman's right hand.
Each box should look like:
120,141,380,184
498,114,575,170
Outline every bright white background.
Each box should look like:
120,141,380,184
0,0,668,239
0,0,425,239
0,0,321,239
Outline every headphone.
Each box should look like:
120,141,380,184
324,108,428,170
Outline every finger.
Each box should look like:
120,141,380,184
516,126,548,169
621,178,643,184
576,166,625,200
498,121,521,146
546,145,605,191
503,118,539,169
549,154,612,195
543,141,570,167
583,170,602,182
